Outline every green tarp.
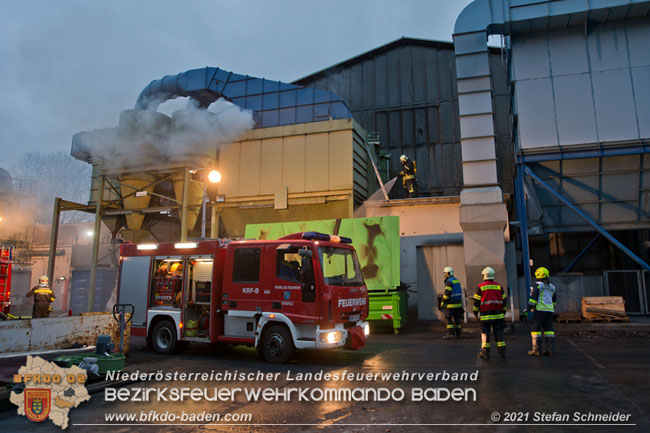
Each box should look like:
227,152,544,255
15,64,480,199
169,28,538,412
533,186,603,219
245,216,400,291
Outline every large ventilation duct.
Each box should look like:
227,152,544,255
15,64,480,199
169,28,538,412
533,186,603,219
135,67,352,129
454,1,508,294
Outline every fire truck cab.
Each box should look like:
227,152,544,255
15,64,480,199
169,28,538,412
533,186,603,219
117,232,369,363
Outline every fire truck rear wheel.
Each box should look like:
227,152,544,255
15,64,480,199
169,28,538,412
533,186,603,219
261,325,294,363
151,320,177,354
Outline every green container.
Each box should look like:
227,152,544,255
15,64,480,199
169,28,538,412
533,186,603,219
368,288,408,334
53,353,125,375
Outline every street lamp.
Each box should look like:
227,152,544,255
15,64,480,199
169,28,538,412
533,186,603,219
192,168,222,239
208,170,221,183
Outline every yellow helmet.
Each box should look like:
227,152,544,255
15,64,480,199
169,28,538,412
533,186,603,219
170,262,182,273
481,266,495,280
535,267,550,279
443,266,454,277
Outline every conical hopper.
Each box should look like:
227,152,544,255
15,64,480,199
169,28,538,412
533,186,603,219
102,215,125,238
119,174,156,230
120,229,150,243
172,172,204,232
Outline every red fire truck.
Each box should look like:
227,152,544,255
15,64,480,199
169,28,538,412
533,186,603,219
117,232,369,363
0,245,12,314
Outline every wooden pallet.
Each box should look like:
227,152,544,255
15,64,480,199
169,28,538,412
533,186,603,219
558,312,582,323
582,316,630,323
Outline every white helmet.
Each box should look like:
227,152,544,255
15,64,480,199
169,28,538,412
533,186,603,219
400,154,408,163
443,266,454,277
39,275,49,284
481,266,495,280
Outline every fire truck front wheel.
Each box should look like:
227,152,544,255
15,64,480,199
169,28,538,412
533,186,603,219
151,320,178,354
260,325,294,363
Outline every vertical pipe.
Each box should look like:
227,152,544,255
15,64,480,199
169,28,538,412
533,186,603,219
180,168,190,242
516,163,532,300
47,197,61,284
87,176,104,313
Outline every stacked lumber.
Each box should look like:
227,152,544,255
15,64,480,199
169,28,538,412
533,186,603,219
581,296,629,322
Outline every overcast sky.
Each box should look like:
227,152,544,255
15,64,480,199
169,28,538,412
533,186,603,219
0,0,473,174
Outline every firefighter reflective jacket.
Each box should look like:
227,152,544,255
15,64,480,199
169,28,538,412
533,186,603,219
27,284,55,303
399,160,416,181
473,280,507,321
441,276,463,309
528,280,556,313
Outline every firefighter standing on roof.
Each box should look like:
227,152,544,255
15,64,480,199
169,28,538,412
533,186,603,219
528,266,557,357
473,266,507,359
26,275,55,318
440,266,463,339
398,155,417,198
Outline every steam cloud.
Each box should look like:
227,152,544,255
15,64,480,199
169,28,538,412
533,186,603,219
74,97,254,168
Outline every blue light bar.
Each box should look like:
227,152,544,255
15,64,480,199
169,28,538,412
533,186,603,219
302,232,330,241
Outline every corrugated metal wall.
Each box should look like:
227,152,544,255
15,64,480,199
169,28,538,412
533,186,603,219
295,39,512,197
512,17,650,230
513,19,650,150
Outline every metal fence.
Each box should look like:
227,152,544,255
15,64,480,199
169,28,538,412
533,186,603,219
604,270,650,315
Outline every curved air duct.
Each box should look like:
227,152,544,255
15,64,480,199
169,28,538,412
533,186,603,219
135,67,352,128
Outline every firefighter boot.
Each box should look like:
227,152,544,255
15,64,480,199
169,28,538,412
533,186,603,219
455,325,462,339
498,346,506,359
477,348,490,359
543,337,556,357
528,336,542,356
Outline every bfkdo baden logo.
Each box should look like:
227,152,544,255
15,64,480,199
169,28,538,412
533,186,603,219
10,356,91,430
25,389,51,422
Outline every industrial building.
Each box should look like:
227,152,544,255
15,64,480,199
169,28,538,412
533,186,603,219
59,0,650,321
453,0,650,315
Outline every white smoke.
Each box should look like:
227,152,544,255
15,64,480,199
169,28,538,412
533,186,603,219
74,97,254,168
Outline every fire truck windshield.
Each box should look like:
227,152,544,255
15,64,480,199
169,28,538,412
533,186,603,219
317,246,364,286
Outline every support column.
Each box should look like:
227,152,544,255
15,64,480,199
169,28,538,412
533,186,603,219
180,168,190,242
88,176,104,312
47,197,62,284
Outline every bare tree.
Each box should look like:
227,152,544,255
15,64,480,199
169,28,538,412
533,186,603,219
13,151,92,223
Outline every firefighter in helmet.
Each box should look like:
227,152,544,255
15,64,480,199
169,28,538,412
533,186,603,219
26,275,55,318
398,155,417,198
440,266,463,339
528,267,557,356
473,267,507,359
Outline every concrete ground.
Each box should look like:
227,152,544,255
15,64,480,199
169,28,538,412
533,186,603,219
1,322,649,432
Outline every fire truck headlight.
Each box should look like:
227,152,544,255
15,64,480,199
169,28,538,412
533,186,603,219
363,323,370,336
320,331,341,344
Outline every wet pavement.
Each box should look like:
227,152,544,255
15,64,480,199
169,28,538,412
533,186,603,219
1,324,649,432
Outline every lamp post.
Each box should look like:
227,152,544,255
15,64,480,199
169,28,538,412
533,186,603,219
207,169,222,239
193,169,221,239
